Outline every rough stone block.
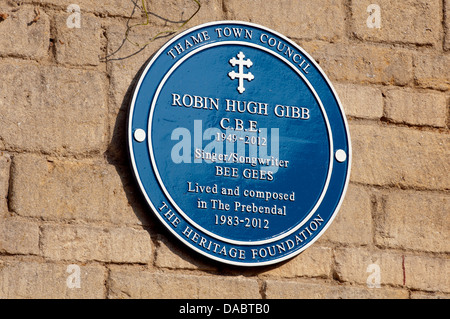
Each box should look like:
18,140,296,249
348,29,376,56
321,184,373,245
21,0,135,16
265,279,408,299
385,88,448,127
0,218,40,255
334,83,383,120
9,154,150,226
350,124,449,189
0,5,50,59
260,246,332,279
0,261,105,298
334,247,404,287
224,0,346,41
375,190,450,253
305,42,413,86
414,53,450,91
155,235,217,270
108,270,260,298
40,224,152,263
350,0,441,46
0,63,107,155
404,255,449,293
55,12,102,66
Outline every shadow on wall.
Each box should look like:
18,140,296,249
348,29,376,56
101,3,209,270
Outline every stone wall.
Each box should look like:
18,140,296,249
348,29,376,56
0,0,448,299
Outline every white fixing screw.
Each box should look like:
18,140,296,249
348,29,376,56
134,129,146,142
335,149,347,163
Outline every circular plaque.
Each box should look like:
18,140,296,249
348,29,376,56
128,21,351,266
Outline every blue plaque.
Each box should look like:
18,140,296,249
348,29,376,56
128,21,351,266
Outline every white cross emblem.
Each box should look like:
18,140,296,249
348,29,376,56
228,52,254,94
